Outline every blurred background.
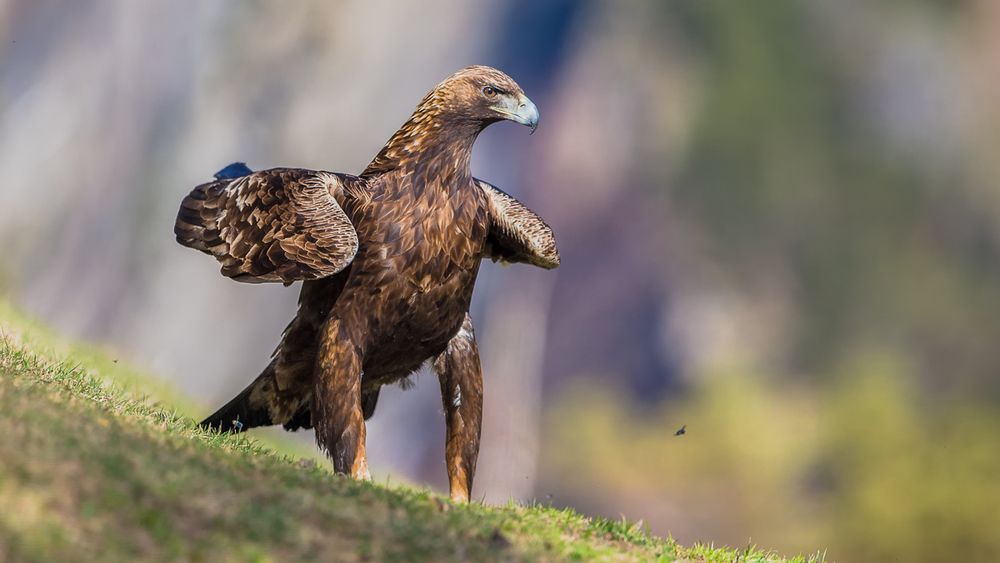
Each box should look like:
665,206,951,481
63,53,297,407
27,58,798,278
3,0,1000,561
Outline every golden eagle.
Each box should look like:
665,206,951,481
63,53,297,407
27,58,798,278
174,66,558,502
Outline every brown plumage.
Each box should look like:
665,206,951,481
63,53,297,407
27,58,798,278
174,66,558,502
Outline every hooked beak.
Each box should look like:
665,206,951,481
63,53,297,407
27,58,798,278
494,94,539,133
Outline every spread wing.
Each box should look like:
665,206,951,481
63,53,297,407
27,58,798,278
175,166,361,284
476,179,560,269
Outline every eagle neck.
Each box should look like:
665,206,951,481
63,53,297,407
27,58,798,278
362,108,482,190
409,134,476,196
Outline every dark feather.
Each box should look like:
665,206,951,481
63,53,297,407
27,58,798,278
200,367,275,433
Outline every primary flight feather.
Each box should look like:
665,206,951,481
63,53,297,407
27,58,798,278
174,66,558,502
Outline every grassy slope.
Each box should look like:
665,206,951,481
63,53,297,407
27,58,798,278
0,301,823,562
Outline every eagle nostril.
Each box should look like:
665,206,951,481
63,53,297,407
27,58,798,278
519,103,526,108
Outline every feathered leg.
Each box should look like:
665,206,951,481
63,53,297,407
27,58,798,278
432,314,484,502
313,313,370,479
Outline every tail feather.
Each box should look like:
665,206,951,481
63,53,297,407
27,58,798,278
200,367,275,433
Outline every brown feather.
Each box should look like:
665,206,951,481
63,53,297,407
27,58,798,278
476,179,560,269
174,168,361,284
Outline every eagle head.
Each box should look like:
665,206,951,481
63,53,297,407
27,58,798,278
425,65,539,133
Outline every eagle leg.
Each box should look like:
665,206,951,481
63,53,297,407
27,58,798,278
313,314,370,480
432,313,484,503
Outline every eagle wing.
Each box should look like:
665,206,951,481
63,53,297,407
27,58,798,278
175,166,361,284
476,179,560,269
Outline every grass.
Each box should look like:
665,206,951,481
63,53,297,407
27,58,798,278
0,300,825,562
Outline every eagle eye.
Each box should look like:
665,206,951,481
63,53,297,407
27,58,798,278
482,86,498,98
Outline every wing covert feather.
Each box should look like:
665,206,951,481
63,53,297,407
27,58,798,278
476,179,560,270
175,168,360,284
